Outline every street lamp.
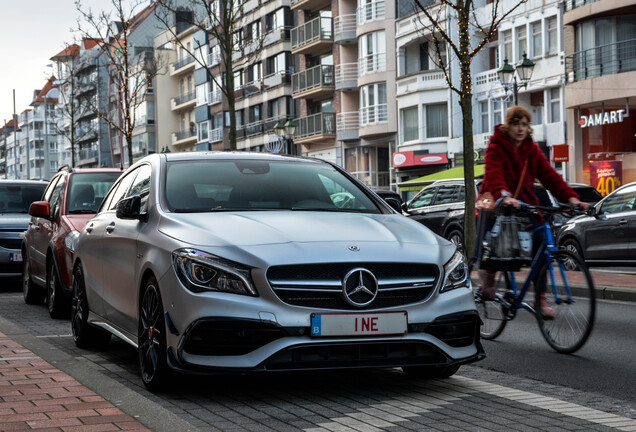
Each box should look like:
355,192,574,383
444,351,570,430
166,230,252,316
497,53,535,106
273,118,296,155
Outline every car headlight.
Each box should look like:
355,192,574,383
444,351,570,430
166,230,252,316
172,249,257,296
441,250,470,293
64,230,80,252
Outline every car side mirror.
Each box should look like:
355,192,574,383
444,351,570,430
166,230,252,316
383,197,402,213
116,195,145,221
29,201,50,218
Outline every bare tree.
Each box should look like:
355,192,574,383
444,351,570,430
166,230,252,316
75,0,161,167
412,0,528,256
156,0,266,150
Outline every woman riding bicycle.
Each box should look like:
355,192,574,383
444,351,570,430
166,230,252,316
477,106,589,318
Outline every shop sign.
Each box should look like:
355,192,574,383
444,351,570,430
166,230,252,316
590,160,623,197
579,109,626,128
392,151,449,168
552,144,569,162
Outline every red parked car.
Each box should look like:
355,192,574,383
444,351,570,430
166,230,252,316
22,166,122,317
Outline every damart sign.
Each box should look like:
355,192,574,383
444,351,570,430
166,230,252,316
579,109,626,128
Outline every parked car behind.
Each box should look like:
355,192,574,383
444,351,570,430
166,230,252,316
568,183,603,206
557,181,636,268
22,166,122,317
71,152,483,390
0,180,47,278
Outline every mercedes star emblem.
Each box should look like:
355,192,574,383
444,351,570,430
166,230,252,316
342,268,378,307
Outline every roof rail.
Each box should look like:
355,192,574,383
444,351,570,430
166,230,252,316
57,164,72,173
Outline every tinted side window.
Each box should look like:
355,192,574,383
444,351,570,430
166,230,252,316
125,164,152,212
600,186,636,215
434,186,459,204
409,187,436,209
43,175,61,202
102,171,138,212
49,176,66,219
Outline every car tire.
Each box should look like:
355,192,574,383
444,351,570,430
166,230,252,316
446,229,464,252
562,239,583,271
23,250,44,305
138,277,170,391
71,265,111,349
47,260,68,319
401,364,460,379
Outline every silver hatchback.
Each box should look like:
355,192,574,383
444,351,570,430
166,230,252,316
71,152,483,390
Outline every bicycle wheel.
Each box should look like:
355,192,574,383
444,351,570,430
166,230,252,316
474,271,510,340
534,250,595,354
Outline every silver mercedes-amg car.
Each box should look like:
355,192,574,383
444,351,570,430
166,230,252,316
71,152,483,390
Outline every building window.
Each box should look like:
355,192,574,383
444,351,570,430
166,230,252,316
401,107,418,142
502,29,512,61
196,83,209,106
480,101,489,134
198,121,210,142
493,100,503,127
359,30,386,74
549,88,561,123
516,25,527,61
360,83,387,125
425,103,448,138
531,21,542,58
547,16,558,54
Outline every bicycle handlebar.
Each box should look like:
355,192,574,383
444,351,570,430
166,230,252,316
496,200,592,217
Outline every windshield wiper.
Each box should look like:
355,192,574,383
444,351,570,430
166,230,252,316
67,209,96,214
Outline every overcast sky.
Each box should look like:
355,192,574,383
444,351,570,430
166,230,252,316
0,0,130,125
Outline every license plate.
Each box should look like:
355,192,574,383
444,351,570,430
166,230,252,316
311,312,407,337
9,252,22,262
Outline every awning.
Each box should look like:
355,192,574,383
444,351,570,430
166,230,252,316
398,165,486,192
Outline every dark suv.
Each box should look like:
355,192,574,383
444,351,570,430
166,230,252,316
22,166,121,317
402,179,477,247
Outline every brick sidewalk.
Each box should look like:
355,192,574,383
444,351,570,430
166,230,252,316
0,331,150,432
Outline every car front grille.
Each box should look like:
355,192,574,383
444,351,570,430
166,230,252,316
267,263,438,310
0,238,22,250
263,341,449,371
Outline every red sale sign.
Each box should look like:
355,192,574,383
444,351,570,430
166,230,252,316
590,161,623,197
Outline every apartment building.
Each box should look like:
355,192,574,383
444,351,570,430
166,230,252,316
563,0,636,189
26,77,60,179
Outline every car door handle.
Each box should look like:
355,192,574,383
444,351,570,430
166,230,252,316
619,219,628,225
86,223,94,233
106,223,115,234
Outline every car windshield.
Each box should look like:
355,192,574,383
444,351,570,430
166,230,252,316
67,172,121,214
164,159,381,213
574,187,603,204
0,184,46,213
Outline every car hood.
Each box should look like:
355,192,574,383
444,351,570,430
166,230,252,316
158,211,441,248
0,213,31,229
64,214,97,232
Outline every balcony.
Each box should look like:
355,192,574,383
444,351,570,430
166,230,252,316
565,39,636,83
294,112,336,144
335,63,358,90
360,104,388,126
263,72,291,89
209,127,223,143
336,111,360,141
564,0,600,11
397,70,447,96
172,129,197,146
358,0,385,25
78,146,99,162
207,52,221,68
171,91,196,110
170,55,195,75
290,0,330,11
209,89,223,105
359,53,386,76
291,17,333,55
292,65,335,99
334,15,356,44
263,27,291,47
29,150,45,161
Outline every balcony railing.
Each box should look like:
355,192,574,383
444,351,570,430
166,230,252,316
79,146,99,161
335,63,358,89
292,64,334,95
564,0,600,11
173,55,194,70
359,52,386,75
334,15,356,43
210,127,223,143
209,89,223,105
245,120,264,137
360,104,388,126
207,52,221,67
174,129,197,141
565,38,636,83
263,26,291,46
336,112,360,132
296,112,336,140
357,0,385,25
173,91,196,106
291,17,333,52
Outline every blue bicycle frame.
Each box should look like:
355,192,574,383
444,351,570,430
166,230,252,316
504,220,573,311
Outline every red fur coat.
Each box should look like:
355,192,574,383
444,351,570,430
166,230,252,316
479,125,578,205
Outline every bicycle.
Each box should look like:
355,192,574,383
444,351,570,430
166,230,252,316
473,203,596,354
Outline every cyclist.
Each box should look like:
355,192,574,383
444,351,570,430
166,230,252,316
476,106,589,318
